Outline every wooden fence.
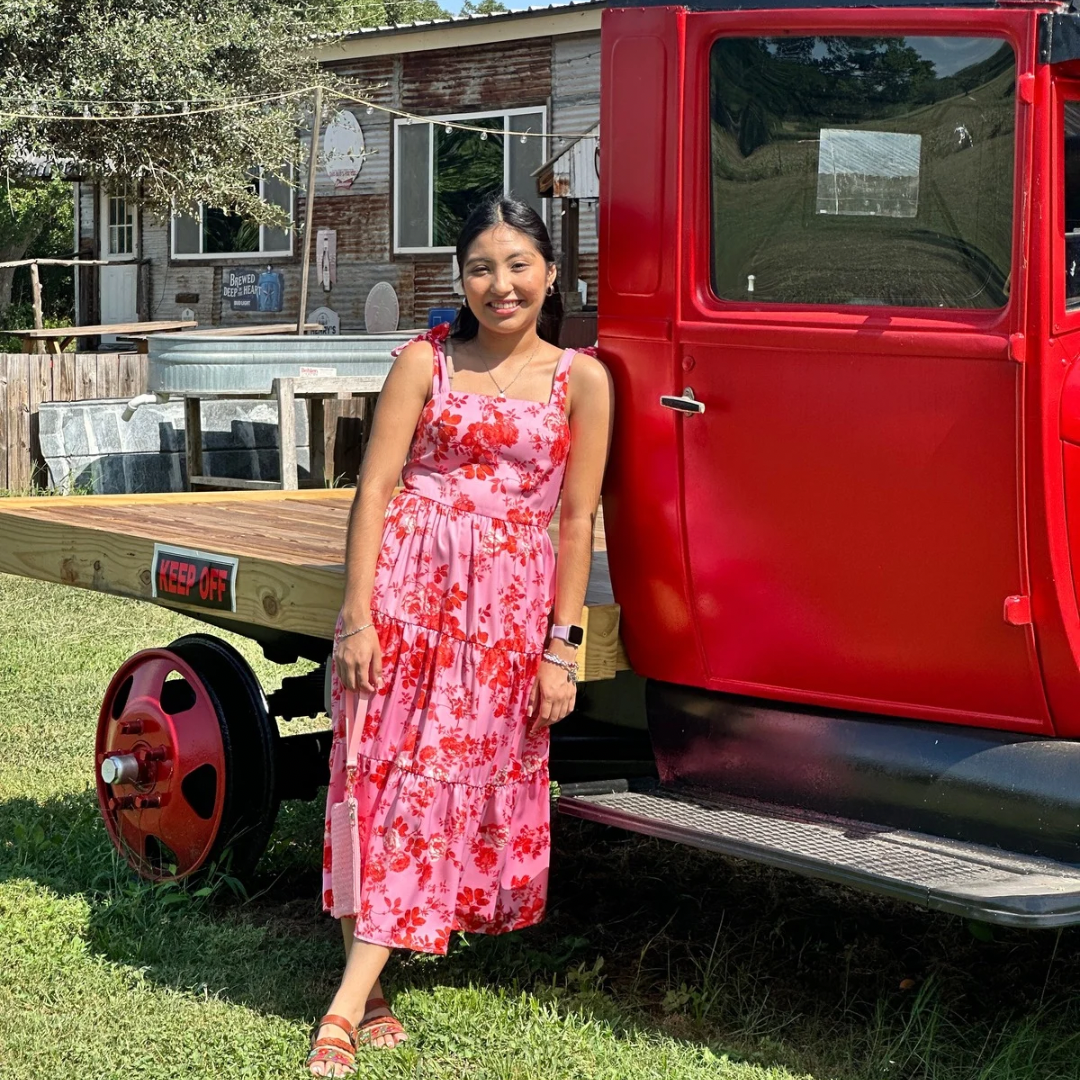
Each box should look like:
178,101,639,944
0,353,148,492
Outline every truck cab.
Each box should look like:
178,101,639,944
561,0,1080,926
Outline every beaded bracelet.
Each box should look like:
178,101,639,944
542,650,579,684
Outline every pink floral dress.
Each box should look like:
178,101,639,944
322,324,575,954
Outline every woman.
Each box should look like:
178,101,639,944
308,195,614,1076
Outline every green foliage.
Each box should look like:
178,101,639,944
0,0,447,225
8,572,1080,1078
459,0,509,15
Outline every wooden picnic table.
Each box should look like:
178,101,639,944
11,320,197,355
122,323,324,354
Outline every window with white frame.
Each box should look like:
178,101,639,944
171,171,293,259
108,186,135,256
395,108,547,252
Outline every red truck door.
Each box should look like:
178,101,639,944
670,13,1050,731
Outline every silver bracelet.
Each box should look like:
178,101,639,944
335,621,373,643
542,650,579,684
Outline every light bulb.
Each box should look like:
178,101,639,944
445,124,452,134
480,131,488,141
519,133,527,144
366,105,373,115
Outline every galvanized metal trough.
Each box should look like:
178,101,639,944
146,331,418,394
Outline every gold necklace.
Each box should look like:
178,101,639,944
478,337,541,398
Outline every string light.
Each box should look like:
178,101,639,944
0,84,599,142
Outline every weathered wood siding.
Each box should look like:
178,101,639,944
0,353,147,492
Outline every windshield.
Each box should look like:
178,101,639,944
709,36,1015,309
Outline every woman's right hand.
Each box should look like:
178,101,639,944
334,626,383,693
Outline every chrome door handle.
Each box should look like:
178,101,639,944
660,387,705,415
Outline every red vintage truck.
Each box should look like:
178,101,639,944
5,0,1080,929
559,0,1080,927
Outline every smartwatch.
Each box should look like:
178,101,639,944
550,623,584,648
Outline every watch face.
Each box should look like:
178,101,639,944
567,624,584,647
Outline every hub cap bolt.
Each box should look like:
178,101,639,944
100,753,141,786
108,795,136,811
133,795,161,810
119,720,144,735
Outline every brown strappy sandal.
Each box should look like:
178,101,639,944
354,996,408,1050
306,1013,357,1076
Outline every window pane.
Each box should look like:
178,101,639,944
1066,102,1080,306
710,36,1014,308
173,204,201,255
433,119,503,248
109,192,133,255
398,122,431,248
507,111,545,220
261,172,292,253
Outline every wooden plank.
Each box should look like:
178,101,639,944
183,397,204,488
76,353,97,401
28,352,50,488
0,355,9,490
309,397,327,485
30,505,339,564
0,508,626,677
9,354,31,491
118,352,145,398
96,353,116,399
0,512,346,639
189,475,281,491
0,487,352,510
275,378,299,491
55,353,76,402
13,320,197,339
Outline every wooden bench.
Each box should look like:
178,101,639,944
182,376,385,492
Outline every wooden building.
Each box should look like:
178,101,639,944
72,1,602,340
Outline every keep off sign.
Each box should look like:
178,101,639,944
151,543,239,613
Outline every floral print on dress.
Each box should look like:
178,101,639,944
322,324,575,954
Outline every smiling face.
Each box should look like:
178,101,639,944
461,222,557,339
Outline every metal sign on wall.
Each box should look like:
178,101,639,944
323,110,366,189
222,267,284,312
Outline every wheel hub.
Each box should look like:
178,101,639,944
95,649,227,880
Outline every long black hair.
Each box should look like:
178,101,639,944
450,195,563,346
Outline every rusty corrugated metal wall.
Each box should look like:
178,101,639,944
136,30,599,332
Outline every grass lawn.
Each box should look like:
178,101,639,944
2,572,1080,1079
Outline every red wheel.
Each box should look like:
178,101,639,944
95,637,278,883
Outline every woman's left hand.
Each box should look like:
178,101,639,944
528,646,578,733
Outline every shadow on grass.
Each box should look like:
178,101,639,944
4,788,1080,1078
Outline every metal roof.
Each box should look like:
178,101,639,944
342,0,607,41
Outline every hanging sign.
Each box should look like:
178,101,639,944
151,543,238,612
222,267,284,312
316,229,337,290
323,110,366,189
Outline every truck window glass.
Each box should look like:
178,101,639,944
710,36,1014,309
1064,101,1080,307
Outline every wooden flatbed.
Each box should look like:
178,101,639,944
0,488,628,681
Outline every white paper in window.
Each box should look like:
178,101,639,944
816,129,921,218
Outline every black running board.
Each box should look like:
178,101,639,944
558,783,1080,928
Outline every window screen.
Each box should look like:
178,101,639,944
395,110,547,251
710,36,1015,308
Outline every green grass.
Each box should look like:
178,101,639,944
2,571,1080,1078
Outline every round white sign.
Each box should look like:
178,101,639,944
323,110,365,189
